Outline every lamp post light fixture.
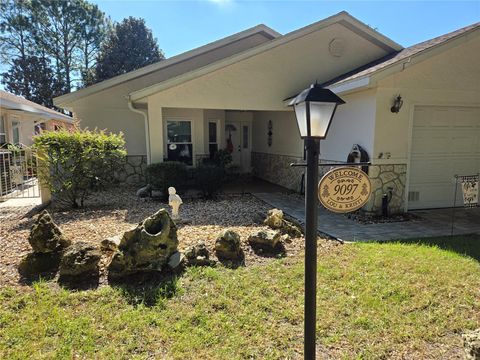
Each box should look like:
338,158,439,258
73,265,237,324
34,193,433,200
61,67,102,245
289,83,345,359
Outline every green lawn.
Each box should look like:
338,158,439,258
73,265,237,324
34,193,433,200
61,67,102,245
1,235,479,359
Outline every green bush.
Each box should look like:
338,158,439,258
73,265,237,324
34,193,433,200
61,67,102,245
212,149,232,167
145,161,187,197
34,128,126,208
195,163,225,199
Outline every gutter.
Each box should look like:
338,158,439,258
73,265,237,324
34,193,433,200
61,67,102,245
127,99,151,165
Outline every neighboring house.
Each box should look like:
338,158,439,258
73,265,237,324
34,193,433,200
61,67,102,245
54,11,480,213
0,90,74,148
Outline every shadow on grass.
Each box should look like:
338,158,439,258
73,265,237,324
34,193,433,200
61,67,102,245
379,234,480,262
109,271,182,307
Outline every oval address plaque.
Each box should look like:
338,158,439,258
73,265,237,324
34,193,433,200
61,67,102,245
318,167,372,213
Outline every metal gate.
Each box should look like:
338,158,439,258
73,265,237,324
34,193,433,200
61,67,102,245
0,144,41,201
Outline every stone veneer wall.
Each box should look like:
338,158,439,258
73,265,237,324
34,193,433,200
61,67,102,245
251,152,304,191
115,155,148,185
364,164,407,214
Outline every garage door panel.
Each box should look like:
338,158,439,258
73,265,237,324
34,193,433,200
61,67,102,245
409,106,480,210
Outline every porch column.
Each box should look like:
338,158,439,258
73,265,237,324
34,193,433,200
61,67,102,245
148,104,164,163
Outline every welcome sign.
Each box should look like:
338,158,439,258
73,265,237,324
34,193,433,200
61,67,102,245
318,167,371,213
459,175,479,208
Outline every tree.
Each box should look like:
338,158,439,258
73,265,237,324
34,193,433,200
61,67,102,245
2,55,60,108
0,0,36,95
95,17,164,82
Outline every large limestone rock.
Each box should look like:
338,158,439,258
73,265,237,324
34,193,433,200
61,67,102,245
215,230,243,261
185,241,216,267
108,209,178,278
28,210,71,253
463,329,480,360
101,235,121,251
59,242,101,278
248,229,281,249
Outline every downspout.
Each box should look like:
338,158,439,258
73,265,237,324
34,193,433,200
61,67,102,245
127,99,151,165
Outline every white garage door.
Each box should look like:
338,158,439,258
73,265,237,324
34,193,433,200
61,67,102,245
408,106,480,210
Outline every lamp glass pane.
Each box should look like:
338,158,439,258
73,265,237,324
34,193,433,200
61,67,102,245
309,102,336,138
294,102,308,137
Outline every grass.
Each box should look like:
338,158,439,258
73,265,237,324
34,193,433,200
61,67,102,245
1,235,479,359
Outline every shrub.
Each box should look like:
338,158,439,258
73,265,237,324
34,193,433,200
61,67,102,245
34,128,126,208
212,149,232,167
195,163,225,199
145,161,187,197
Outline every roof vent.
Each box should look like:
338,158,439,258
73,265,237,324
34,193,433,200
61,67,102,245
329,38,345,57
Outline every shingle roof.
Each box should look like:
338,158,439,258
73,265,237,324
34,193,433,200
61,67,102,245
0,90,73,122
324,21,480,87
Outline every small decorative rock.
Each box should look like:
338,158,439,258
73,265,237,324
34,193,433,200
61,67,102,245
281,234,292,244
108,208,178,278
463,328,480,360
185,241,215,266
136,184,152,198
215,230,243,260
264,209,284,229
59,242,101,278
28,210,71,253
264,208,303,237
248,229,281,249
101,235,121,251
167,251,185,270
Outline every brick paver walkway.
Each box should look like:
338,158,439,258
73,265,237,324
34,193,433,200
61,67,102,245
254,192,480,241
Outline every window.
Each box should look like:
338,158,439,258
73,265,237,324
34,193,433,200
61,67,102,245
208,121,218,159
166,120,193,165
0,116,6,145
12,121,20,144
242,125,249,149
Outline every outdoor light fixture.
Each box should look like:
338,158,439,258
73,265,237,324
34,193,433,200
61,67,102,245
290,83,345,138
288,83,345,360
390,95,403,113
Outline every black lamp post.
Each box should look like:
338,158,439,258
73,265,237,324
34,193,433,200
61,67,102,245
289,83,345,359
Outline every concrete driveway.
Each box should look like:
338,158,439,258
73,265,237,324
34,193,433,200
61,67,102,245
254,192,480,241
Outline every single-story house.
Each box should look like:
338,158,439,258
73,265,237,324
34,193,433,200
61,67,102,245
53,11,480,213
0,90,74,147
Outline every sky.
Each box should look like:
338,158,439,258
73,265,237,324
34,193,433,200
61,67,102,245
91,0,480,58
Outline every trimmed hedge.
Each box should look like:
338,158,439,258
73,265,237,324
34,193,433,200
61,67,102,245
145,161,187,197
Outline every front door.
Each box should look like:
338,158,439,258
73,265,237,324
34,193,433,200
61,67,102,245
225,121,251,172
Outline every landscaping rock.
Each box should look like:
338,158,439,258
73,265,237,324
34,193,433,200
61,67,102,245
184,241,215,266
59,242,101,278
264,209,284,229
215,230,243,260
167,251,185,270
136,184,152,198
263,208,303,237
18,252,62,278
28,210,71,253
463,328,480,360
248,229,281,249
108,209,178,277
101,235,121,251
281,234,292,244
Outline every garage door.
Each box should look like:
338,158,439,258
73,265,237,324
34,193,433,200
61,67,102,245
408,106,480,210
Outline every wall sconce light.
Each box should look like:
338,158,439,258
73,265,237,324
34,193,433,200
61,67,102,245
390,95,403,113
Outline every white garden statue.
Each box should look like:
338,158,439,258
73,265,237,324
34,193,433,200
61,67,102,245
168,187,183,220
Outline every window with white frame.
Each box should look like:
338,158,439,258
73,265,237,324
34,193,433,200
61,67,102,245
0,115,6,145
208,121,218,159
12,120,20,145
166,120,193,165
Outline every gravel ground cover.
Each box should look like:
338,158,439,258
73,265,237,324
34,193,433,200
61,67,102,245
0,187,320,287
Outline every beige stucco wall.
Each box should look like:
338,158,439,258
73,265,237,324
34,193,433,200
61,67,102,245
373,34,480,164
252,110,302,158
0,110,36,147
60,33,274,155
142,23,393,112
321,89,377,161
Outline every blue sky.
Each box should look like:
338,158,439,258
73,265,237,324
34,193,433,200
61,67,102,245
92,0,480,57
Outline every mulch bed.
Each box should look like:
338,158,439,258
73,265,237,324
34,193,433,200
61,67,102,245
0,187,338,288
345,210,422,224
